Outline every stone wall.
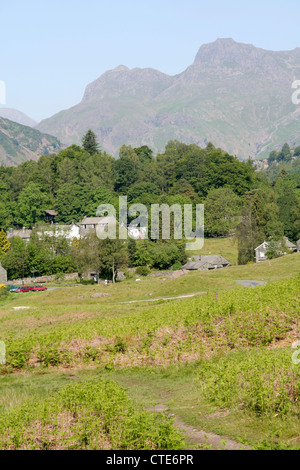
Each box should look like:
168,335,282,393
7,272,79,286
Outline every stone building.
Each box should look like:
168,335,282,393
182,255,230,271
0,262,7,284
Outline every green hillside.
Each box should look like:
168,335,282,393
0,253,299,449
0,117,64,166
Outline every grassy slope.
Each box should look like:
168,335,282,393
0,251,299,449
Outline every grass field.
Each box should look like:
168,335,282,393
190,236,239,265
0,250,299,450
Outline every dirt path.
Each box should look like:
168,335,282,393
121,280,266,304
147,404,250,450
173,416,250,450
121,292,207,304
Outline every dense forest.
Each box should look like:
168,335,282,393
0,133,299,279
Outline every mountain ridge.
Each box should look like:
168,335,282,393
37,39,300,158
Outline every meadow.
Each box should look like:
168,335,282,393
0,249,299,450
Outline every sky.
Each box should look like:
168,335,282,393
1,0,300,122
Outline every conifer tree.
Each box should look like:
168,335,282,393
82,130,99,155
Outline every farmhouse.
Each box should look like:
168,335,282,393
37,223,81,241
182,255,230,271
255,237,297,263
78,216,147,240
78,216,117,237
7,227,32,243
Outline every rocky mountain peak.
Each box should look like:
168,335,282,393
193,38,265,68
82,65,172,102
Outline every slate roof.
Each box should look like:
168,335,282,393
45,210,58,216
78,216,117,226
284,237,297,250
182,255,230,270
7,228,32,239
255,237,297,251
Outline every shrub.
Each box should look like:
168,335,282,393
0,284,9,297
136,266,150,276
172,261,182,271
80,278,95,285
6,348,30,369
38,348,62,367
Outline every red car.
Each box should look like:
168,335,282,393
18,286,47,292
19,286,35,292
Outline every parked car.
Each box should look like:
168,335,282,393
19,286,35,292
10,285,47,293
9,286,22,292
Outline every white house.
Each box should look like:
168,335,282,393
38,223,81,241
127,224,147,240
255,237,297,263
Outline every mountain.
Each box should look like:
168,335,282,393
0,108,37,127
0,117,64,166
37,39,300,159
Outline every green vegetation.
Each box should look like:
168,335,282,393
197,349,299,417
0,378,184,450
0,253,299,449
82,129,99,155
1,273,298,370
0,132,299,450
0,138,299,280
266,145,300,186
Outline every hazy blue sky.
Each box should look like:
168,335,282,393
1,0,300,121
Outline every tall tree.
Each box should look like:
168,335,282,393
82,130,99,155
73,233,128,283
237,190,283,265
17,182,50,227
204,187,241,237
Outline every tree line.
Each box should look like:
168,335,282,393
0,131,299,279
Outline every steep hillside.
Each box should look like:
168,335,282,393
37,39,300,159
0,117,64,166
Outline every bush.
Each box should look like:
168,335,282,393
7,348,30,369
80,278,95,285
136,266,150,276
0,284,9,297
38,348,62,367
172,261,182,271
